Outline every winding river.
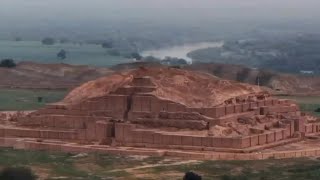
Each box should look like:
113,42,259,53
141,41,223,63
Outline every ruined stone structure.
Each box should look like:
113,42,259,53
0,67,319,159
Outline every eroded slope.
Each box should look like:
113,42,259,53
63,67,263,107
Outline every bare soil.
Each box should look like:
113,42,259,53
0,61,113,90
63,66,263,107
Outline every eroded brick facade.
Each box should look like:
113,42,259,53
1,76,319,155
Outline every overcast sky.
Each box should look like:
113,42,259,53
0,0,319,40
1,0,319,23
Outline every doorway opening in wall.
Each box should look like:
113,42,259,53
124,95,133,121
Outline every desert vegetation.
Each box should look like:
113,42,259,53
1,148,320,179
0,89,66,111
0,59,16,68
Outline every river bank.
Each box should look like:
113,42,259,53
141,41,223,63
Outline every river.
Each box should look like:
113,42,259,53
141,41,223,63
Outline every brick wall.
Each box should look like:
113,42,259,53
0,128,77,140
115,122,299,150
131,77,154,87
2,137,320,160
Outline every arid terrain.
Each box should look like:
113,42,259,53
0,61,113,89
186,62,320,96
2,1,320,179
63,66,263,107
0,66,318,158
0,62,319,180
113,61,320,96
1,61,319,96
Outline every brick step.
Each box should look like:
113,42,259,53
131,118,208,130
121,137,301,153
19,115,111,129
0,127,77,140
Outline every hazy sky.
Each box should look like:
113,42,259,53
1,0,319,39
1,0,319,23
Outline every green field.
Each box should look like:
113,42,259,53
0,89,67,111
0,40,131,67
277,96,320,117
1,148,320,179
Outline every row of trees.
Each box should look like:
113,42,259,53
0,49,66,67
41,38,69,45
41,38,140,60
31,37,187,63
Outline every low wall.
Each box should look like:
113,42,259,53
305,123,320,135
114,123,294,150
131,118,208,130
79,121,114,142
0,128,77,140
1,137,320,160
0,120,114,143
200,99,295,118
19,115,111,130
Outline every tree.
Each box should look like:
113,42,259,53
236,68,251,82
41,37,55,45
0,167,36,180
101,41,113,49
143,56,160,62
131,52,142,60
0,59,16,68
57,49,67,60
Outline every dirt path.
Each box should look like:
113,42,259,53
108,159,200,173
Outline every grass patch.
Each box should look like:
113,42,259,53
52,164,89,178
100,170,131,178
276,95,320,117
3,148,320,179
0,148,71,166
0,88,67,111
0,40,129,67
148,159,320,180
93,153,144,170
300,104,320,117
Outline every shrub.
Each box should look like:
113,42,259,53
183,171,202,180
0,59,16,68
57,49,67,59
101,41,113,49
41,37,55,45
0,167,36,180
130,52,142,60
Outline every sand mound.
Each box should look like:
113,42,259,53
63,67,263,107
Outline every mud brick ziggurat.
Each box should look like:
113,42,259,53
1,67,319,160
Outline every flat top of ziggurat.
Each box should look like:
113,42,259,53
62,67,264,108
